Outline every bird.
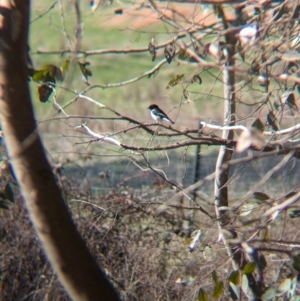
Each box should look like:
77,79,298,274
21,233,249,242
148,104,174,124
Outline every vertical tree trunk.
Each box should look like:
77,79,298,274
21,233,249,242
0,1,120,300
213,15,258,300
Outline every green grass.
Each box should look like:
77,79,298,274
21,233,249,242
29,0,224,125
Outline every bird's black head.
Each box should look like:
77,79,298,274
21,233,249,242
148,104,159,110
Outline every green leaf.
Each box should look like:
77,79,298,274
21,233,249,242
251,118,265,132
4,182,14,203
198,288,209,301
212,281,224,299
34,64,62,82
32,69,47,81
229,270,240,285
0,192,6,199
229,282,239,300
243,262,256,275
0,200,9,210
61,59,70,73
212,270,218,284
292,254,300,271
166,74,184,89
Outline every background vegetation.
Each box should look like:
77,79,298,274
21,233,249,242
1,0,300,300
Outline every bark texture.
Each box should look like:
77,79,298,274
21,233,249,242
0,1,120,300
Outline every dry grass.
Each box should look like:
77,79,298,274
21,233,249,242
1,165,300,300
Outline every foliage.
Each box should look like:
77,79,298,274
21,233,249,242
3,0,300,300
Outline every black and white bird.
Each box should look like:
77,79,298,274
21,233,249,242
148,104,174,124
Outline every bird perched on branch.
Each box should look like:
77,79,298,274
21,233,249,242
148,104,174,124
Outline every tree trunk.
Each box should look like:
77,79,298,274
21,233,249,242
0,1,120,300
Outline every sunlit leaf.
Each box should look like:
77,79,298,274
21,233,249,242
252,118,264,132
257,74,269,86
292,254,300,271
212,281,224,299
243,262,256,275
241,274,249,295
166,74,184,89
175,275,194,285
267,111,280,131
229,270,240,285
189,229,202,252
236,129,266,152
289,275,299,298
61,59,70,73
229,282,239,300
32,69,47,81
261,287,277,301
4,182,14,203
239,204,255,216
276,278,292,296
203,245,211,260
204,42,226,60
198,288,208,301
